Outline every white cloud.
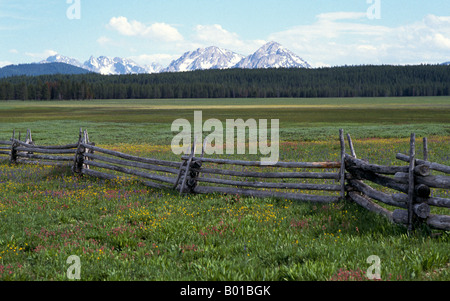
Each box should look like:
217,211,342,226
9,49,18,54
0,61,13,68
269,12,450,66
316,12,367,22
193,24,266,54
130,53,178,66
25,49,57,60
97,36,113,46
108,16,183,42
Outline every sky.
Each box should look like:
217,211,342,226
1,0,450,68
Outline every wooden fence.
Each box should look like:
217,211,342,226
345,133,450,231
1,128,449,231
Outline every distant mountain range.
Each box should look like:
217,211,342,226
0,62,91,78
0,41,312,78
2,40,447,78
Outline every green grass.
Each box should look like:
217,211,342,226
0,97,449,281
1,97,450,145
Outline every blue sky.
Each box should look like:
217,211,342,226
1,0,450,68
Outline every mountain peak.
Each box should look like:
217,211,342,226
163,46,245,72
40,54,84,68
235,42,311,69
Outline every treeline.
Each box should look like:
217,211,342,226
0,64,449,100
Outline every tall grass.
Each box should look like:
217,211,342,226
0,139,448,281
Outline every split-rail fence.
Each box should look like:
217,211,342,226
1,128,449,232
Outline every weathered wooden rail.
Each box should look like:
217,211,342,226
345,133,450,232
1,128,449,232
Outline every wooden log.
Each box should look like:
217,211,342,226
414,203,430,219
425,197,450,208
346,133,357,158
392,210,450,231
339,129,346,199
173,160,187,189
396,153,450,174
179,137,197,194
391,193,450,208
190,166,340,180
180,156,341,169
72,128,85,174
194,185,340,203
197,177,341,191
10,141,18,163
0,151,10,156
15,146,76,154
16,153,74,161
0,141,12,145
394,172,450,189
427,215,450,231
407,133,416,232
183,138,208,192
348,191,393,221
84,153,179,175
346,166,409,194
423,137,428,162
414,165,431,177
85,160,176,185
81,167,117,180
10,139,78,150
81,143,182,168
348,178,407,208
345,154,408,174
415,184,431,198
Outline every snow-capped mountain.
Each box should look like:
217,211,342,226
36,42,311,75
144,62,163,74
442,62,450,65
83,56,150,75
234,41,311,69
41,54,160,75
163,46,245,72
40,54,84,69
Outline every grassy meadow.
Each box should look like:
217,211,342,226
0,97,449,281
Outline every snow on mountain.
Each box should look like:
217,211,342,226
234,41,311,69
40,54,84,69
83,56,150,75
442,62,450,65
143,62,163,74
37,42,311,75
163,46,245,72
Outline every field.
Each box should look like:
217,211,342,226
0,97,449,281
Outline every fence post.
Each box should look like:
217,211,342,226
423,137,428,162
186,138,208,193
72,128,86,175
10,135,18,164
339,129,346,200
179,136,197,194
407,133,416,232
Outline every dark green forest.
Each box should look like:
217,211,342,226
0,64,449,100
